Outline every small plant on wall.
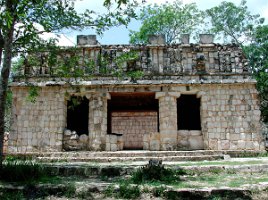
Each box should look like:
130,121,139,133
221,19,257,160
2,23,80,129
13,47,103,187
68,96,83,110
26,85,40,103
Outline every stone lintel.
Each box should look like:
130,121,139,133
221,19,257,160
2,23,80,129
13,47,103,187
155,92,181,99
196,91,206,98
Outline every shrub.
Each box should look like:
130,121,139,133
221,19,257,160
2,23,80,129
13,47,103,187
131,163,186,184
105,183,141,199
0,159,46,182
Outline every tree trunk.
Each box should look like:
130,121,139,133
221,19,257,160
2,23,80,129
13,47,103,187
0,0,15,169
0,30,3,69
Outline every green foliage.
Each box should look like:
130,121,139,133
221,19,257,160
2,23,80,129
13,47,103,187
68,96,83,110
206,0,264,44
105,183,141,199
0,189,25,200
126,70,144,80
130,0,204,44
244,25,268,123
63,183,76,198
131,164,186,184
0,159,46,183
11,57,25,76
152,186,167,197
26,85,40,103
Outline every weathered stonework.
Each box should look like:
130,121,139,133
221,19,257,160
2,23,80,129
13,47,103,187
7,34,265,152
3,132,9,154
112,112,158,149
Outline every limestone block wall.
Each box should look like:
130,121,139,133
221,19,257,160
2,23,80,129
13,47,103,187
105,134,123,151
177,130,204,150
88,93,109,151
3,132,9,154
8,82,265,152
111,112,158,149
200,84,264,150
9,87,65,152
143,132,161,150
156,92,181,150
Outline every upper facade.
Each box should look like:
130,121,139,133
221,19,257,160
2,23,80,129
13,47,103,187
12,34,252,86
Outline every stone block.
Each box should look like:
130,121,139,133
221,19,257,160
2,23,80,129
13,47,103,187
237,140,246,149
150,140,160,151
110,144,118,151
209,139,218,150
77,35,97,45
181,34,190,44
148,34,165,45
189,130,201,136
177,140,189,148
199,34,214,44
221,140,230,150
79,134,89,143
161,143,174,151
143,142,149,150
189,136,204,150
105,143,111,151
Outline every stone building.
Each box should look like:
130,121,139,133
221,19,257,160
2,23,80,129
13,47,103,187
7,34,265,152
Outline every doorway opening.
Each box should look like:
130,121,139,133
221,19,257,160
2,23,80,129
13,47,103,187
177,94,201,130
108,92,159,150
67,96,89,136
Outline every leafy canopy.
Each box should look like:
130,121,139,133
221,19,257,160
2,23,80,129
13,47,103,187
0,0,137,54
206,0,264,45
129,0,204,44
244,25,268,123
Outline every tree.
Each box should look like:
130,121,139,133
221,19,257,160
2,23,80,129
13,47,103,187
206,0,264,45
129,0,204,44
244,25,268,123
207,0,268,124
0,0,137,168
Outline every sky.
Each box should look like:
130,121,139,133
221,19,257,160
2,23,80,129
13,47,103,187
47,0,268,46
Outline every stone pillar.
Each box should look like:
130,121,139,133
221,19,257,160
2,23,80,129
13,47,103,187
156,92,181,150
88,93,110,151
148,35,165,73
199,34,214,44
181,34,190,44
77,35,98,46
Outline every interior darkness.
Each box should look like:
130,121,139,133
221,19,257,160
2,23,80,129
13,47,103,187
107,92,159,135
67,96,89,135
177,95,201,130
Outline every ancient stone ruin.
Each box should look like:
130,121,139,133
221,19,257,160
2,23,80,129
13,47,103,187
7,34,265,152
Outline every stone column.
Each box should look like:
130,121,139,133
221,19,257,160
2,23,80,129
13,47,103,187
148,35,165,73
88,92,110,151
156,92,181,150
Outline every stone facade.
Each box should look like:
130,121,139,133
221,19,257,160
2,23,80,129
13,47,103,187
7,34,265,152
112,112,158,149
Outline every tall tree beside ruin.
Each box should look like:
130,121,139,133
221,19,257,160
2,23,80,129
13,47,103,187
244,25,268,123
0,0,137,168
206,0,264,45
206,0,268,123
129,0,204,44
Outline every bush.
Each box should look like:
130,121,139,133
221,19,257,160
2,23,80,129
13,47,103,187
105,183,141,199
0,159,46,183
131,163,186,184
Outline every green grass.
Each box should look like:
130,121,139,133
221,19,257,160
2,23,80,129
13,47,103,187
0,159,47,183
105,183,141,199
178,160,266,167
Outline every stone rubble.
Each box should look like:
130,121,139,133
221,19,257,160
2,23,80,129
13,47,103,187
63,129,89,151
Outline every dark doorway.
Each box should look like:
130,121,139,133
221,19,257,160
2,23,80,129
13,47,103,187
108,92,159,150
177,95,201,130
67,96,89,135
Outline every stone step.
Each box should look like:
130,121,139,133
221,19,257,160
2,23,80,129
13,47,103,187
8,150,265,159
37,155,224,162
42,161,268,177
